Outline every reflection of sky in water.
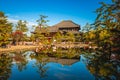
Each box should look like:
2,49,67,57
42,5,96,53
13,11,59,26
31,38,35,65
9,55,94,80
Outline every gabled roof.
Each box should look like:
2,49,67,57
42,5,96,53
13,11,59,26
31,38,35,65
47,26,58,32
53,20,80,28
47,20,80,32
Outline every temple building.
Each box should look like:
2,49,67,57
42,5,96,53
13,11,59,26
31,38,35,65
33,20,81,42
48,20,80,33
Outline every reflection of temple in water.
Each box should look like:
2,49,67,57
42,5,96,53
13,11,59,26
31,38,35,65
43,57,79,65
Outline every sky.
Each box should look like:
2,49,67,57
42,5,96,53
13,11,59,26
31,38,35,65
0,0,111,34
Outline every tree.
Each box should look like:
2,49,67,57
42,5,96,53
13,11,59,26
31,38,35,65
0,11,12,47
34,15,50,45
54,32,62,42
66,32,75,42
93,0,120,52
82,23,95,42
12,30,23,45
16,20,28,33
30,34,36,42
12,20,28,45
95,0,120,29
36,15,49,28
82,23,93,32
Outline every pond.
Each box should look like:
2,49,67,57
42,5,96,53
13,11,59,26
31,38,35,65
0,48,119,80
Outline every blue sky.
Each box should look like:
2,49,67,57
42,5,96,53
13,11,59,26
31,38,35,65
0,0,111,32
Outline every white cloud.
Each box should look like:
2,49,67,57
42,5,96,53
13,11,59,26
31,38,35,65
27,22,37,27
8,18,18,24
8,18,37,27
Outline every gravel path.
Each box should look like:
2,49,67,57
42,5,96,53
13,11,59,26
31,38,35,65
0,45,39,53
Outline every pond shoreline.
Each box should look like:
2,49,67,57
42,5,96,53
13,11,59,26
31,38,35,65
0,45,39,53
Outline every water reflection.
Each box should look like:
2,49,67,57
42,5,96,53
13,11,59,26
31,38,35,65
82,50,120,80
0,48,119,80
12,50,28,71
30,53,49,78
0,53,12,80
34,47,80,59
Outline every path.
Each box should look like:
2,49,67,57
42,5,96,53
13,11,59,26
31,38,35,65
0,45,39,53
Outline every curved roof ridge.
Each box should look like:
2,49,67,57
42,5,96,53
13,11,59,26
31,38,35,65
53,20,80,28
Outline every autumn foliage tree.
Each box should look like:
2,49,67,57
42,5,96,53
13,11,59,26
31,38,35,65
12,20,28,45
12,30,23,45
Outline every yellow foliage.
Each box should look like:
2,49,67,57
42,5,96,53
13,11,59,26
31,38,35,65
99,67,110,76
85,30,95,41
99,29,110,40
88,31,95,40
99,63,112,76
87,66,96,74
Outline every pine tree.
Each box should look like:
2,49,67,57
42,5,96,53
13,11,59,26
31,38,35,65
0,11,12,47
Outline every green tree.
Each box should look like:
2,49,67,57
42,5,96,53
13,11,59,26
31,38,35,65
16,20,28,32
82,23,95,42
82,23,93,32
30,34,36,42
94,0,120,52
0,11,12,47
34,15,50,45
66,32,75,42
36,15,49,27
54,32,62,42
13,20,28,44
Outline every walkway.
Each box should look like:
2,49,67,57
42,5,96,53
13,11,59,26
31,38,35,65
0,45,39,53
